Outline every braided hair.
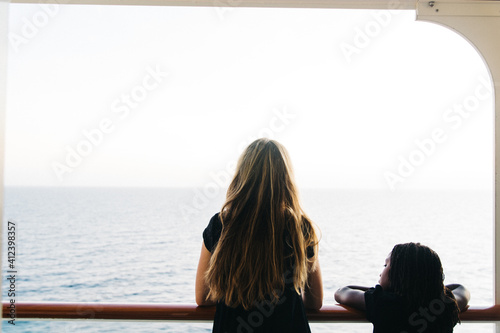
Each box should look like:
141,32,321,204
388,243,460,330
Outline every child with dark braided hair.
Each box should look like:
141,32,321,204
335,242,470,333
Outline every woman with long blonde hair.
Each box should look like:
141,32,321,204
196,138,323,333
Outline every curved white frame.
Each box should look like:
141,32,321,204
1,0,499,328
416,0,500,303
416,1,500,329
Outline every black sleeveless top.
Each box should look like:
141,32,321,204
203,213,313,333
365,285,458,333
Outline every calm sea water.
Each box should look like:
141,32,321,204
1,187,495,332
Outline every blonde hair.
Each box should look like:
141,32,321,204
205,138,318,310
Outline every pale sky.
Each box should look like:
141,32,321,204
4,4,494,190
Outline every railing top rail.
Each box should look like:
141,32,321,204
3,303,500,322
9,0,417,9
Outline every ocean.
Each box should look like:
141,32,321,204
1,187,495,332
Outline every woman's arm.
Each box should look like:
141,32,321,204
302,259,323,310
446,284,470,312
334,286,367,311
195,242,217,306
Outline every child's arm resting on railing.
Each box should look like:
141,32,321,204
446,284,471,312
334,286,367,311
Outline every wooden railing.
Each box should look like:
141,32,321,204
2,303,500,322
